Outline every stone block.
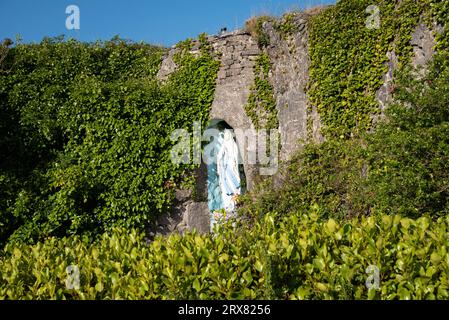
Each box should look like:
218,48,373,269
217,70,227,79
231,68,242,76
241,48,260,57
185,202,210,234
222,58,235,66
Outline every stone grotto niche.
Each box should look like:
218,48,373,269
203,120,247,229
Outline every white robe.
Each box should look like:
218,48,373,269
216,130,241,214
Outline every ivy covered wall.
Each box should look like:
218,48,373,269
1,0,447,244
308,0,448,138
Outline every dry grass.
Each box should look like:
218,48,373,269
243,4,331,44
303,5,330,17
244,15,273,36
244,16,258,36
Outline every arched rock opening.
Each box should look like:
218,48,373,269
204,120,247,229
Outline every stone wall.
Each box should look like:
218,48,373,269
154,12,440,237
154,30,263,237
157,30,262,189
262,13,323,163
208,30,261,191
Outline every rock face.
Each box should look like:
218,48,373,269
411,23,437,69
155,13,439,236
263,13,323,162
184,202,210,234
152,201,211,238
157,48,178,81
154,30,263,236
375,23,438,122
208,30,261,191
153,198,210,236
157,30,261,191
375,50,398,120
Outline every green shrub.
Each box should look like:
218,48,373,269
242,52,449,221
1,209,449,300
0,36,220,245
245,16,274,48
275,12,301,39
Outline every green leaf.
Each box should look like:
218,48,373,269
254,260,264,273
398,287,411,300
313,258,326,271
95,282,104,293
192,278,201,292
326,219,337,233
243,271,253,284
431,253,442,265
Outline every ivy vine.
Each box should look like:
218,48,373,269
307,0,439,138
245,53,278,130
0,34,220,244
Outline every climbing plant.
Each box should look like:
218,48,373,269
170,33,220,130
0,35,220,246
275,12,301,40
243,15,279,131
245,16,274,48
430,0,449,51
241,50,449,222
245,53,278,130
307,0,435,138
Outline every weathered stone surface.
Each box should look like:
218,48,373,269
263,13,321,161
411,23,436,69
157,49,177,82
241,48,260,57
217,70,227,79
151,189,191,237
222,58,234,66
184,202,210,234
208,32,261,190
150,188,210,237
375,50,398,120
194,162,209,202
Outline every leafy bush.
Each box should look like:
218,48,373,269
362,52,449,217
1,209,449,300
242,52,449,221
274,12,301,39
0,36,220,245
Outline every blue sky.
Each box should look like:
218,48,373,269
0,0,335,47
